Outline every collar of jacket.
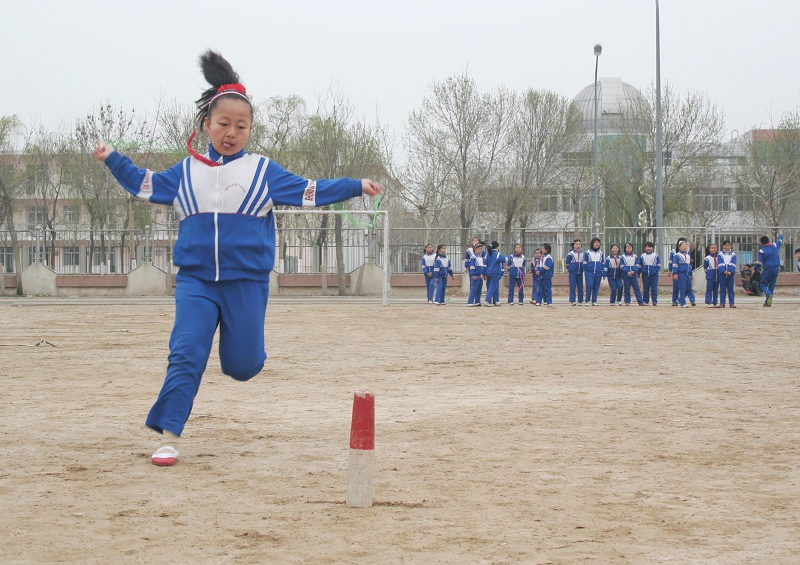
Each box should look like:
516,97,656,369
207,144,247,164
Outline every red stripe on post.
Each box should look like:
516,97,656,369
349,390,374,450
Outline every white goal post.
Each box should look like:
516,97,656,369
273,209,390,305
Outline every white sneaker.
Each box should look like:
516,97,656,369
151,445,179,466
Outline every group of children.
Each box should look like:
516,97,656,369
422,231,789,308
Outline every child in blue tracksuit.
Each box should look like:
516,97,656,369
506,243,527,305
755,229,784,306
669,237,687,306
467,242,486,306
535,243,555,305
566,239,585,305
583,238,604,306
605,244,623,305
718,240,737,308
621,243,644,305
464,236,483,273
93,50,382,466
703,243,720,307
672,240,693,307
639,241,660,305
484,241,506,306
421,243,437,304
434,245,455,304
529,248,543,305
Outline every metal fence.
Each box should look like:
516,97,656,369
3,224,798,276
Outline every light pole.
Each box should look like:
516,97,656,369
592,44,602,239
655,0,664,256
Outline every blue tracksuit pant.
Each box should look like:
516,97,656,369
532,276,542,304
641,274,658,304
705,279,719,305
435,276,449,303
584,272,602,304
146,274,269,436
761,267,779,297
608,278,623,304
568,272,584,303
676,272,692,305
485,275,501,304
468,276,483,304
540,278,553,305
425,274,436,302
508,276,524,303
623,275,644,304
719,274,735,305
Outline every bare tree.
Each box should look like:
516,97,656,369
26,127,72,268
735,111,800,228
406,72,510,245
73,103,151,271
498,89,584,246
395,127,452,234
603,82,725,235
0,115,31,294
292,87,384,295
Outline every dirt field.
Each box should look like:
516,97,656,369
1,296,798,564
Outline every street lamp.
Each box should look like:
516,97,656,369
654,0,664,255
592,43,602,239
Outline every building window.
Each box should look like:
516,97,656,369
693,191,733,212
0,247,14,273
26,206,45,231
64,205,80,226
63,246,80,267
537,194,560,212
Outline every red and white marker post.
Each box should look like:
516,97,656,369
346,390,375,508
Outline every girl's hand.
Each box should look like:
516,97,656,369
361,179,383,196
672,274,678,280
93,140,114,162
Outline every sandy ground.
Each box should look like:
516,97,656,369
0,295,798,564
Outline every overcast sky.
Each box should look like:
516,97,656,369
3,0,798,141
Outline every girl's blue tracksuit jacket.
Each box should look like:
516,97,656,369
583,249,604,304
717,250,737,305
605,254,623,304
422,252,437,302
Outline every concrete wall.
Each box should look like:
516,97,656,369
10,262,800,297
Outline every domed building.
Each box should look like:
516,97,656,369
572,77,649,135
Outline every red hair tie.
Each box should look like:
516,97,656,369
208,83,251,108
217,83,247,95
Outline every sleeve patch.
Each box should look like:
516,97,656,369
302,180,317,207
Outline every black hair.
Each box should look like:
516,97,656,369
644,241,654,249
624,242,634,253
194,50,252,131
589,237,601,250
610,243,620,253
722,240,732,247
436,244,447,256
794,248,800,254
760,235,770,245
490,241,500,250
675,237,687,251
541,243,551,253
571,239,581,248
